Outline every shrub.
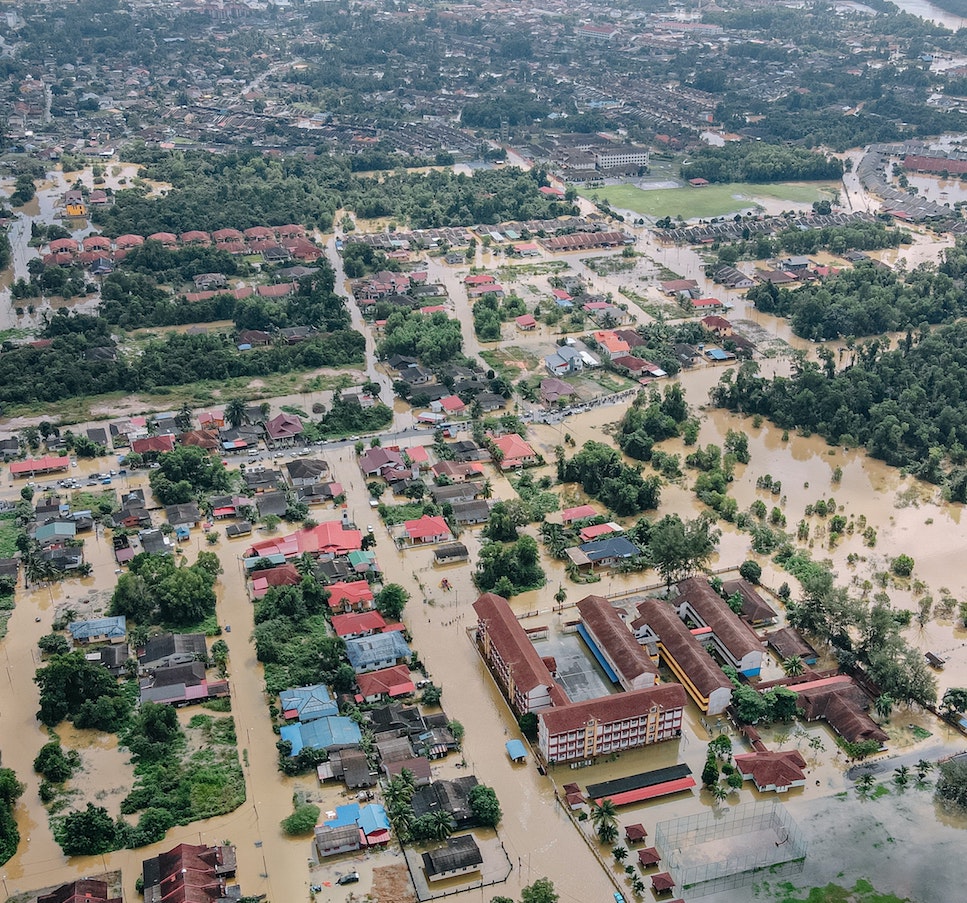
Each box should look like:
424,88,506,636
281,803,321,836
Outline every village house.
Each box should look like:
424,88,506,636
139,633,207,671
68,616,127,645
39,880,120,903
491,434,538,470
404,514,453,545
142,843,238,903
264,412,304,447
331,610,387,640
422,835,484,883
345,632,412,673
544,345,584,377
355,664,416,702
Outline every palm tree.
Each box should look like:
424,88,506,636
874,693,895,722
893,765,910,787
782,655,804,677
294,552,315,577
915,759,933,785
612,846,628,863
711,783,728,803
428,810,454,841
554,585,567,607
481,479,493,500
855,772,875,796
591,799,618,845
226,397,247,428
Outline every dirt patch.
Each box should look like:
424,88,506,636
371,864,417,903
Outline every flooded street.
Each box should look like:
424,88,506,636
4,158,967,903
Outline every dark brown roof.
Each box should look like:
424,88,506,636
538,683,686,735
473,593,569,705
39,880,120,903
632,599,733,699
793,676,888,744
577,594,659,685
733,750,806,790
721,578,777,625
673,577,763,659
766,627,818,661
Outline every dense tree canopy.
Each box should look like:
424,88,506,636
712,321,967,482
681,144,842,184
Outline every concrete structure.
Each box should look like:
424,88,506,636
538,683,686,764
671,577,764,677
632,599,733,715
576,595,658,690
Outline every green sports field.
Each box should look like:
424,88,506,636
584,181,839,222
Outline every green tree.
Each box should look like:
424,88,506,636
376,583,409,620
0,767,25,865
521,878,559,903
937,758,967,808
35,652,125,727
34,741,81,783
738,560,762,583
225,397,247,428
648,514,720,587
281,803,321,835
56,803,120,856
590,799,618,845
38,633,70,656
891,554,915,577
468,783,502,827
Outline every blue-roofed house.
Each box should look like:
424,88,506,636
324,803,392,847
35,521,77,545
566,536,642,571
279,685,339,722
279,716,361,755
68,616,127,645
345,632,411,674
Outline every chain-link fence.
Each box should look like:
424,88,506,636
655,800,807,897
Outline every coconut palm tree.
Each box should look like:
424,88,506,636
874,693,895,722
855,772,875,796
612,846,628,863
894,765,910,787
226,397,247,428
591,799,618,845
428,810,454,841
782,655,805,677
711,783,728,803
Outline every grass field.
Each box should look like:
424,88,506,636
584,181,839,222
765,878,913,903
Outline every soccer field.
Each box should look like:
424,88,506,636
584,181,839,221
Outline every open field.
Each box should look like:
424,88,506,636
584,181,840,221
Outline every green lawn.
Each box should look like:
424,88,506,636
766,878,913,903
584,181,839,222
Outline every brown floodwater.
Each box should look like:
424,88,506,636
6,213,967,901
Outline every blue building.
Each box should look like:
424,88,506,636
345,632,411,674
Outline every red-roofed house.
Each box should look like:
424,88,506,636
405,445,429,467
250,562,301,599
141,842,237,903
404,515,453,545
10,455,70,477
356,664,416,702
492,434,537,470
331,610,387,639
247,521,362,560
468,282,504,298
437,395,467,415
265,412,303,447
562,504,597,524
131,435,177,456
593,330,631,359
39,881,120,903
464,274,495,286
328,580,375,613
691,297,724,311
580,522,622,542
515,314,537,330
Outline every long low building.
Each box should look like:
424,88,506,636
577,595,658,691
538,683,687,764
672,577,764,677
632,599,733,715
473,592,569,715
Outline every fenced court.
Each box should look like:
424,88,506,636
654,800,807,897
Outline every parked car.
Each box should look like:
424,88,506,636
336,872,359,886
